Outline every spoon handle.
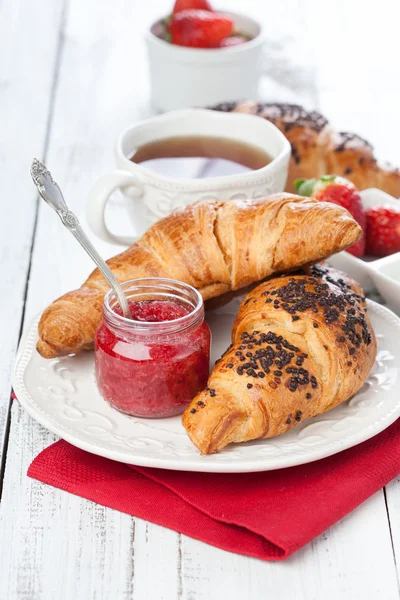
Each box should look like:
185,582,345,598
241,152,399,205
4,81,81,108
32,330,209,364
30,159,130,318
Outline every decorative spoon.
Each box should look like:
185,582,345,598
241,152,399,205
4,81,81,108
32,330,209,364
30,158,131,318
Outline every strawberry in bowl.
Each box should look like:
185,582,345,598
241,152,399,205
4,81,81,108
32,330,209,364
162,0,249,49
146,1,264,111
172,0,213,12
168,10,234,48
295,175,366,257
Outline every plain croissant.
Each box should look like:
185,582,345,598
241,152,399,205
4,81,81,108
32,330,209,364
37,194,361,358
212,101,400,197
182,265,377,454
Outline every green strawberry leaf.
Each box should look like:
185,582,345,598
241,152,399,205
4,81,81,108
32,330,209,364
320,174,336,182
294,178,306,191
294,178,316,197
161,15,172,27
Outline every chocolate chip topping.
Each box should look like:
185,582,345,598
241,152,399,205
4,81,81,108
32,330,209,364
258,267,372,354
234,330,318,395
226,267,372,406
211,101,238,113
255,103,328,133
334,131,373,153
291,142,301,164
211,102,328,133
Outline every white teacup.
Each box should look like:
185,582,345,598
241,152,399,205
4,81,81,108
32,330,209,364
86,109,291,245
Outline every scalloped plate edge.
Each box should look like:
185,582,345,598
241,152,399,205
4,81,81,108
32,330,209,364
12,300,400,473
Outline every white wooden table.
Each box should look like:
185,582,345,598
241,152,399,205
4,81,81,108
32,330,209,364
1,1,400,597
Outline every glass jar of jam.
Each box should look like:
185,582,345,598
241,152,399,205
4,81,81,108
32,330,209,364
95,278,211,418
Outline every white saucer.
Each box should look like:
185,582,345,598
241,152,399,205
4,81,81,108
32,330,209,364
13,299,400,473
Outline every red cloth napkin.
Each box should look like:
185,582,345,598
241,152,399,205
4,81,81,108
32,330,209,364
28,419,400,561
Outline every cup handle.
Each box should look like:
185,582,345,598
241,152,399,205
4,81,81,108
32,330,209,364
86,170,145,245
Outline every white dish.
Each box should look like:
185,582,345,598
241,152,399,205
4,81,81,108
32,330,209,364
369,254,400,311
329,188,400,311
13,298,400,473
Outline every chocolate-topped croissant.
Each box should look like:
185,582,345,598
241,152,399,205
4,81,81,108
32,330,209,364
182,265,377,454
37,194,361,358
212,101,400,197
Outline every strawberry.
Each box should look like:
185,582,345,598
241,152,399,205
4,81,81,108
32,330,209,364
172,0,213,14
220,35,248,47
365,206,400,257
169,9,234,48
295,175,366,257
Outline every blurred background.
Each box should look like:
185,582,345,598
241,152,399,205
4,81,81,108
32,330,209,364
2,0,400,313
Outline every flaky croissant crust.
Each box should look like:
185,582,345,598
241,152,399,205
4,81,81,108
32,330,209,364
182,265,377,454
37,194,361,358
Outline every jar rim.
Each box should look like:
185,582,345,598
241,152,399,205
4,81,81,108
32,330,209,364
103,277,204,336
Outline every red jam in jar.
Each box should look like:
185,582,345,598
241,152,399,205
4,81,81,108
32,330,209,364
95,278,211,418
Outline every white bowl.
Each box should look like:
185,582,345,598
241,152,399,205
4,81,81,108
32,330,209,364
329,188,400,311
145,11,265,112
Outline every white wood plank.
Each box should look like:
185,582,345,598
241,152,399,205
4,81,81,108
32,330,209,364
0,0,182,598
382,480,400,590
133,520,181,600
0,403,135,600
21,0,160,325
211,0,318,107
257,0,318,108
305,0,400,165
0,0,65,469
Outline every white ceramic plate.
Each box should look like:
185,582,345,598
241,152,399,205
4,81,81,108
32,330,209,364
13,298,400,473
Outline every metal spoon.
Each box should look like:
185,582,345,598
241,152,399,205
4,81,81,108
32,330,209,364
30,159,131,318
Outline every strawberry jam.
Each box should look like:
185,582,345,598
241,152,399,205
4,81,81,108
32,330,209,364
95,279,211,418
